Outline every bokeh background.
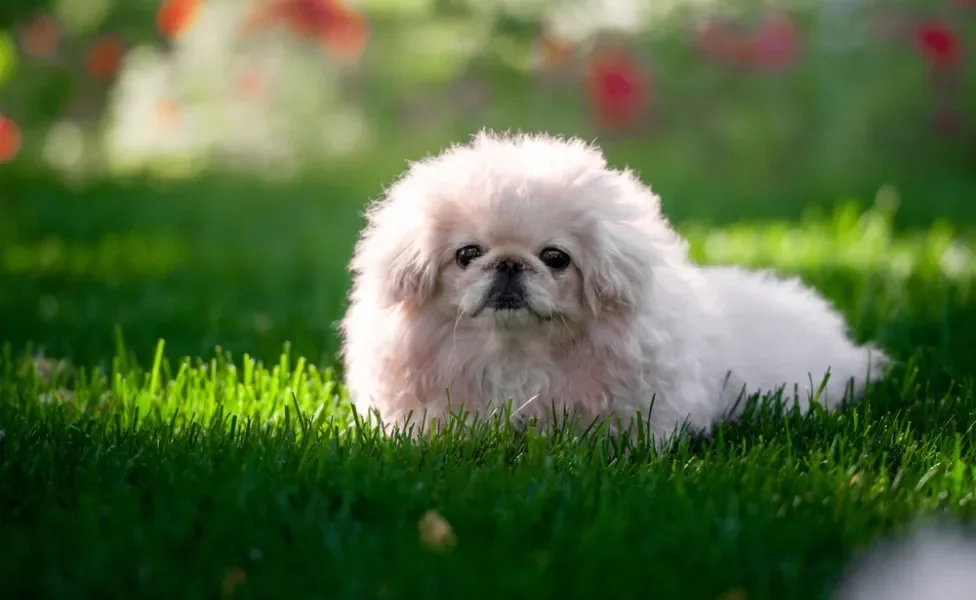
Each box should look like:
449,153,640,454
0,0,974,367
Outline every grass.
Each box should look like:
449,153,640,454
1,164,976,599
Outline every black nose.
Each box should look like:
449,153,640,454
495,259,523,277
487,258,527,310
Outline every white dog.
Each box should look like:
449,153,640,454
340,131,888,442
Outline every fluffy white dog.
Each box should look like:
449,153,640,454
340,131,888,442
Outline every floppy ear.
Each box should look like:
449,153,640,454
580,218,650,315
350,192,439,308
578,171,691,316
382,234,437,307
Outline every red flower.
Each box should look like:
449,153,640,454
157,0,200,40
585,45,650,131
0,115,21,163
243,0,369,61
915,20,962,71
85,37,127,80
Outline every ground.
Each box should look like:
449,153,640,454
1,162,975,600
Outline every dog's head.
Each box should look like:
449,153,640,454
350,130,683,336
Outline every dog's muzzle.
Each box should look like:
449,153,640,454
486,259,528,310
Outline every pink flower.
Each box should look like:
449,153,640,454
915,20,962,71
585,45,651,131
748,13,799,71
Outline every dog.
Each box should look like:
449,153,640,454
340,130,888,443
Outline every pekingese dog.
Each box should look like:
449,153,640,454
340,131,888,443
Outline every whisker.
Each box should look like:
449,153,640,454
449,306,467,371
557,312,576,346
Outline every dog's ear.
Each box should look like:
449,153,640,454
350,192,438,308
385,236,437,307
578,178,689,316
580,218,649,315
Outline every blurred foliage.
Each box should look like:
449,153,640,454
0,0,973,212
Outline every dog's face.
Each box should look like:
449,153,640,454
351,131,671,337
435,199,588,329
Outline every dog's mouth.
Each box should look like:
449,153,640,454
468,272,554,322
486,293,528,311
470,296,553,322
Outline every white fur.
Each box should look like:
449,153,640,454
340,130,888,443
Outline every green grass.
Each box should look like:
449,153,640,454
2,166,976,599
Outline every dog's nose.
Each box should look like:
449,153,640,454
495,258,523,277
488,257,527,311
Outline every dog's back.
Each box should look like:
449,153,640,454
699,265,887,410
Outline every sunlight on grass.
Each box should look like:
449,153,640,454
686,202,973,282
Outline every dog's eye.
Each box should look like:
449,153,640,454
455,245,484,269
539,247,571,271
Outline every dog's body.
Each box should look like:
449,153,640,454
341,131,887,442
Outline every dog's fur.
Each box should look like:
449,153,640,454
340,131,888,443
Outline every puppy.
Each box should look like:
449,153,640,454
340,131,888,443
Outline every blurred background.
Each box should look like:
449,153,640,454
0,0,973,367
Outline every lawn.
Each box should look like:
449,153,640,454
2,160,976,599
